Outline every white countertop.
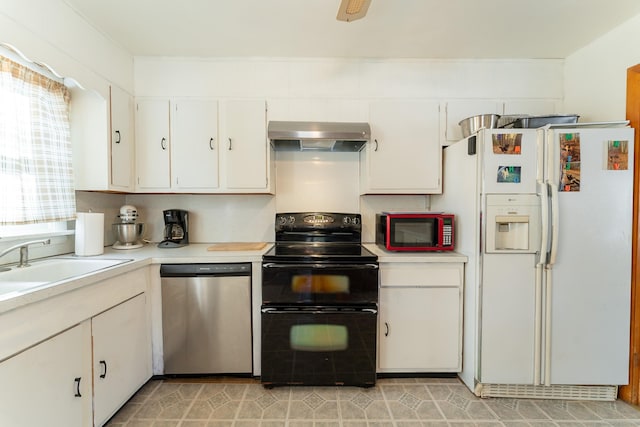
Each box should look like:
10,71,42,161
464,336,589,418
364,244,468,263
101,242,271,264
0,242,467,314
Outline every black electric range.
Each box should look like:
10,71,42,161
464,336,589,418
260,212,379,388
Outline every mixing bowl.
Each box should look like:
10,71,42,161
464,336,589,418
112,223,145,245
458,114,500,138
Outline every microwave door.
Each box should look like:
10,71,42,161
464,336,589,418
392,219,435,247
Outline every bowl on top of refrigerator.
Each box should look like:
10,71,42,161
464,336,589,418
458,114,500,138
512,114,580,128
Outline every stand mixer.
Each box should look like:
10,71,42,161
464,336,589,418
112,205,145,249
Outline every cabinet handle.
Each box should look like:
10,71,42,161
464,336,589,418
209,138,215,150
228,138,232,150
99,360,107,379
374,139,379,152
384,322,389,337
161,137,167,150
74,377,82,397
115,130,121,144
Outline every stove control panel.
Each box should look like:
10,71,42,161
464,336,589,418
275,212,362,236
278,215,296,225
303,214,335,225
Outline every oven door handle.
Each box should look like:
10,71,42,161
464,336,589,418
261,307,378,314
262,263,379,270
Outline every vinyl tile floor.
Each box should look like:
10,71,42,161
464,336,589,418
105,377,640,427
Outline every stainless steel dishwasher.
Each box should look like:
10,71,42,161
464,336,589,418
160,263,252,375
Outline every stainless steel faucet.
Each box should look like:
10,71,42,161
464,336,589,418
0,238,51,268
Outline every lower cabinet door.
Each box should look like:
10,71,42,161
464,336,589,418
92,293,151,426
0,322,92,427
378,287,461,372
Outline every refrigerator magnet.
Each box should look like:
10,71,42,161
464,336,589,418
492,133,523,155
606,140,629,170
497,166,521,183
560,133,581,192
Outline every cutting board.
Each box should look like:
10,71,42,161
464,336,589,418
207,242,268,251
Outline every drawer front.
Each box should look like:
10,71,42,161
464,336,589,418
380,263,462,288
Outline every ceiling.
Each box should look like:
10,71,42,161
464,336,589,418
62,0,640,59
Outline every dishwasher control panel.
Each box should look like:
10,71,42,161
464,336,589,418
160,263,251,277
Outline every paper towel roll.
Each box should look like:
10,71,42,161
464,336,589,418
75,212,104,256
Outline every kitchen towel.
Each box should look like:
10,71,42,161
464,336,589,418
75,212,104,256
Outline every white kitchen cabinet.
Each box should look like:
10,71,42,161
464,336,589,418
360,100,442,194
0,266,151,427
172,99,220,191
93,293,151,426
221,99,273,192
135,98,272,193
0,322,92,427
377,262,463,372
72,84,134,191
135,99,171,190
109,85,135,190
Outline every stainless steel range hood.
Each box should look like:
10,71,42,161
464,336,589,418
268,121,371,152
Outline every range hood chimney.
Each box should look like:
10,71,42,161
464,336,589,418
268,121,371,152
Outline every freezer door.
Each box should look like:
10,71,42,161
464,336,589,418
544,127,633,385
479,253,538,384
481,129,539,194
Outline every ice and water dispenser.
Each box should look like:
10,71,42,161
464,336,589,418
485,194,541,253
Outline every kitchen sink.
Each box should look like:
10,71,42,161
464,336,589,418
0,257,132,298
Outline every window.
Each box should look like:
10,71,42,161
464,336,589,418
0,54,76,229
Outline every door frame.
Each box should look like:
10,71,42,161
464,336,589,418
620,64,640,404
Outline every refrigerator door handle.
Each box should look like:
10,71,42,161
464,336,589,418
538,181,549,266
544,267,553,385
549,183,560,265
534,264,543,385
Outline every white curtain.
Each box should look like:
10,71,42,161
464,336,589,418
0,56,76,224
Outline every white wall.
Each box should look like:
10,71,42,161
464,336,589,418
0,0,133,94
135,57,563,100
564,14,640,121
123,194,275,244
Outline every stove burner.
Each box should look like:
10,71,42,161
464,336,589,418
265,213,376,263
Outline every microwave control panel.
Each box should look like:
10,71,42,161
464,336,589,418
443,218,453,247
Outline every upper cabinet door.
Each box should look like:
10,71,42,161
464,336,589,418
362,100,441,194
172,100,219,190
109,85,134,190
221,99,270,191
135,99,171,190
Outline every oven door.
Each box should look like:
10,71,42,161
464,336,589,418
262,263,379,305
260,305,377,387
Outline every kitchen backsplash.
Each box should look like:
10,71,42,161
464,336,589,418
76,185,429,246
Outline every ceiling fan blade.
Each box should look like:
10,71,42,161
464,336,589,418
336,0,371,22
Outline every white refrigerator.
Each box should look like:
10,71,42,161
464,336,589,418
431,123,634,400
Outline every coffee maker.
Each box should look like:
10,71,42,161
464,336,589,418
158,209,189,248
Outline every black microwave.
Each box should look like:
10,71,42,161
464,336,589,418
376,212,454,251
